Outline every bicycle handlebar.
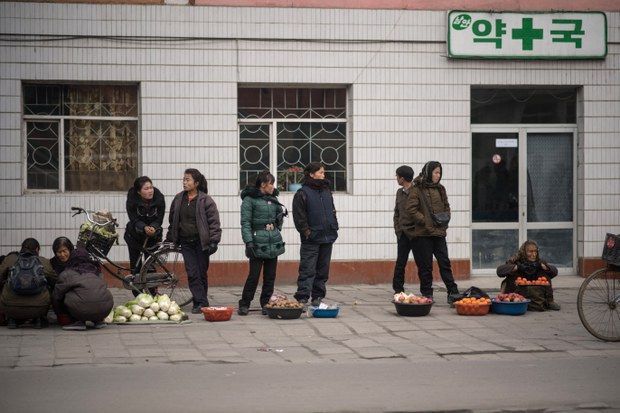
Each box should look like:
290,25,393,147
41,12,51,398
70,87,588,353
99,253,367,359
70,206,119,227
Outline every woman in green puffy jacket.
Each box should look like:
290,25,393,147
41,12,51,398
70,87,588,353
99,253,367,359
238,171,287,316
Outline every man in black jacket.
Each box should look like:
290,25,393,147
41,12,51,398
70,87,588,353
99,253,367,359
292,162,338,307
392,165,416,294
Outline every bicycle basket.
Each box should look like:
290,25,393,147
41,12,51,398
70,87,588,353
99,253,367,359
602,233,620,266
77,223,118,257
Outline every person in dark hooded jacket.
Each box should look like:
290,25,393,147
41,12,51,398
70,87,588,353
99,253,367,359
406,161,460,303
496,240,560,311
52,246,114,331
292,162,339,306
125,176,166,274
238,171,287,316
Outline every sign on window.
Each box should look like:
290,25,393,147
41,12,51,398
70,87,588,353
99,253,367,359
448,11,607,59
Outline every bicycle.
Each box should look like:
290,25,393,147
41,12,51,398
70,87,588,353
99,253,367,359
71,206,193,307
577,233,620,342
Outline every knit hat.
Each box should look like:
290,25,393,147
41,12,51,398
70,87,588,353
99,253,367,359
395,165,414,182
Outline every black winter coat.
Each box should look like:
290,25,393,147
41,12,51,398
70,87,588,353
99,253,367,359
125,187,166,248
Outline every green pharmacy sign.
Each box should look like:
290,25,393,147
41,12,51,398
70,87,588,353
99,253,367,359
448,11,607,59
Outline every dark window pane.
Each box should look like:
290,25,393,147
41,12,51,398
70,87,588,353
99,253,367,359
26,121,59,189
238,88,260,108
472,133,519,222
472,229,519,269
238,87,346,119
471,88,577,123
277,122,346,191
527,229,573,267
272,88,285,109
239,124,270,189
23,85,61,116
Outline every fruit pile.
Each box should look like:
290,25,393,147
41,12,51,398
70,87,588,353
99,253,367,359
455,297,491,306
393,292,433,304
265,299,303,309
515,276,550,286
454,296,491,315
494,292,526,302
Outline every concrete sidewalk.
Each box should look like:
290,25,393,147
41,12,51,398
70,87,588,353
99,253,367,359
0,275,618,369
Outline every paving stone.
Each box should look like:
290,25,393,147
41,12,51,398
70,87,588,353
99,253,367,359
277,346,321,363
354,347,400,359
461,353,503,361
128,347,167,357
53,358,94,366
312,345,355,355
567,350,607,357
341,338,381,348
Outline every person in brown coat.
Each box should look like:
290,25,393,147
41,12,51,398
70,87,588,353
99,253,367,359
52,246,114,330
406,161,460,302
392,165,417,294
0,238,57,329
167,168,222,313
496,240,560,311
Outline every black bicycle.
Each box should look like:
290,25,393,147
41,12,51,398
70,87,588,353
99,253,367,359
71,206,193,307
577,233,620,342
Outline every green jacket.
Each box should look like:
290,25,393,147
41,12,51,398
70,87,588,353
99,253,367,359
240,187,286,259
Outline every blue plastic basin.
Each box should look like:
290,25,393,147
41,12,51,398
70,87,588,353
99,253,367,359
491,299,530,315
310,306,339,318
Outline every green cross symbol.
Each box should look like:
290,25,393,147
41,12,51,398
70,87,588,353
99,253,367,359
512,18,543,51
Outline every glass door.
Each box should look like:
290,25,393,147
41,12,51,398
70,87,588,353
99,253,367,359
472,132,520,270
525,132,574,269
471,127,576,274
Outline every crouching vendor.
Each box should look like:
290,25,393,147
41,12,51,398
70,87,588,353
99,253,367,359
52,247,114,330
496,240,560,311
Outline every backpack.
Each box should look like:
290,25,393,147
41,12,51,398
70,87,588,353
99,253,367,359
8,252,47,295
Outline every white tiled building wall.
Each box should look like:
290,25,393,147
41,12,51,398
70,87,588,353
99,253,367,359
0,3,618,267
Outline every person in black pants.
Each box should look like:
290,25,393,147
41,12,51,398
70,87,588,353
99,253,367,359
392,165,417,294
293,162,339,307
406,161,459,302
238,171,287,315
124,176,165,275
167,169,221,313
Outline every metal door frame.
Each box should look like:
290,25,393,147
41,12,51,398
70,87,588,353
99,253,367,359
471,124,577,275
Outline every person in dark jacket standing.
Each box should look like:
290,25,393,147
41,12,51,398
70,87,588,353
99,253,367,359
52,246,114,331
167,168,221,313
238,171,287,316
392,165,417,294
0,238,57,329
406,161,460,303
496,240,560,310
293,162,338,306
125,176,166,274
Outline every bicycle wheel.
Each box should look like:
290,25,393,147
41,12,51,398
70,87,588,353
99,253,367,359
577,268,620,342
138,245,194,308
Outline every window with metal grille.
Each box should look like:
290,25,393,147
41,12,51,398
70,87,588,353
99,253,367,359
238,87,347,192
23,83,139,192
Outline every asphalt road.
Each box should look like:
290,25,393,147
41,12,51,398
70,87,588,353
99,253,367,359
2,357,618,413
